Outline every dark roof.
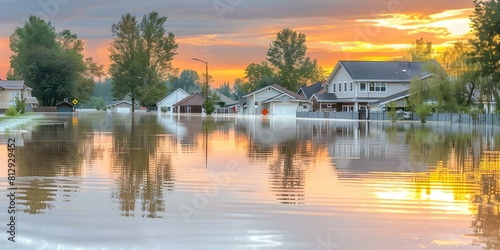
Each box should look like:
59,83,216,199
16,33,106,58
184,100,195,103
370,90,410,105
173,93,205,106
312,93,338,102
338,61,427,81
298,82,324,99
271,84,307,100
56,101,74,107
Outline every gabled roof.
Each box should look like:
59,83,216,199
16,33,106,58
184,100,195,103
370,90,410,106
298,82,324,99
213,91,238,105
173,93,205,106
261,93,305,104
0,80,25,90
311,93,338,102
157,88,189,104
327,61,428,83
109,100,133,107
25,97,39,105
56,100,74,107
243,84,307,100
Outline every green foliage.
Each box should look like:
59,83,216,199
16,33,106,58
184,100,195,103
14,97,26,114
169,69,200,93
161,107,168,113
387,101,398,123
470,0,500,83
90,97,107,111
109,11,178,112
404,38,434,62
5,107,18,116
232,78,252,99
203,98,216,115
244,28,325,92
415,104,433,123
216,82,232,98
9,16,103,106
92,79,113,104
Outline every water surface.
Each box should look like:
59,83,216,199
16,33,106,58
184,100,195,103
1,112,500,249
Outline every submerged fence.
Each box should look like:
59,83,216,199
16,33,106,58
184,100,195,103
297,111,500,126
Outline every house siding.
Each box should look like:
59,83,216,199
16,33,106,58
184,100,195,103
245,88,282,115
157,89,189,114
326,65,354,99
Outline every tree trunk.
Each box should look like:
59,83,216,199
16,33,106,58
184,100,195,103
132,97,135,112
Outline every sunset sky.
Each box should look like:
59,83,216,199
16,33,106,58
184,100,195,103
0,0,474,87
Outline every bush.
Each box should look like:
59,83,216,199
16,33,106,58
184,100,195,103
415,104,433,123
203,98,216,115
14,97,26,114
5,106,18,116
161,107,168,113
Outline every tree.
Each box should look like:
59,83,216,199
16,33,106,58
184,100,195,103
216,82,232,98
404,38,434,62
170,69,199,93
109,11,178,111
244,62,277,90
9,16,103,106
232,78,252,99
266,28,324,91
470,0,500,83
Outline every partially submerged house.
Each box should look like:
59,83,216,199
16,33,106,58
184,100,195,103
322,61,431,112
108,100,134,113
156,88,189,114
173,92,205,113
241,84,307,116
0,80,39,112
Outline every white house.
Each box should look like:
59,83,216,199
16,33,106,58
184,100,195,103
108,101,133,113
322,61,432,112
156,88,189,114
0,80,39,112
241,84,307,116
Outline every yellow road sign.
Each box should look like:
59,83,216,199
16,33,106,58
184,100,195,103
72,99,78,105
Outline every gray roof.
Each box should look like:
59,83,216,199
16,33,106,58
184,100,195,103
338,61,426,81
312,93,338,102
298,82,324,99
370,90,410,106
213,91,238,105
0,80,25,90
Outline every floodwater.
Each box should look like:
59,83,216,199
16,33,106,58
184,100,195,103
1,112,500,250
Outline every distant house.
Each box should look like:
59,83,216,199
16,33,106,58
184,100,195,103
213,91,238,114
56,99,74,113
108,100,134,113
0,80,39,112
323,61,432,112
241,84,307,116
173,92,205,113
157,88,189,114
297,82,325,112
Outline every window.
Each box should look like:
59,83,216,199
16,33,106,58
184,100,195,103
167,107,171,111
344,82,347,92
342,105,354,112
327,104,332,108
350,82,353,92
369,82,387,92
303,105,307,109
332,83,336,93
339,82,342,92
359,82,366,92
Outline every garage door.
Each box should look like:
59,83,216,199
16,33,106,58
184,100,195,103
117,107,131,113
273,104,296,116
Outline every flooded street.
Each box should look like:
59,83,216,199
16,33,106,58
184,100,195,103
1,112,499,249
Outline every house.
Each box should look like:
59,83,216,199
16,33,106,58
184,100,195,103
213,91,238,114
56,99,74,113
297,82,325,112
241,84,307,116
0,80,39,112
108,101,134,113
322,61,431,112
173,92,205,113
156,88,189,114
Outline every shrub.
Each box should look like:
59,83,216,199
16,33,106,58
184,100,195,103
14,97,26,114
5,106,18,116
161,107,168,113
415,104,433,123
203,98,216,115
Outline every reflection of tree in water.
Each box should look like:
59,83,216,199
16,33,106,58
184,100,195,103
16,119,90,214
110,114,174,218
268,140,305,205
468,152,500,250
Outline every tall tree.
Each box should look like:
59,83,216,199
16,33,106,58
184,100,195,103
232,78,252,99
9,16,103,106
266,28,324,91
404,38,434,62
216,82,232,98
170,69,200,93
470,0,500,88
109,11,178,111
244,62,277,90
